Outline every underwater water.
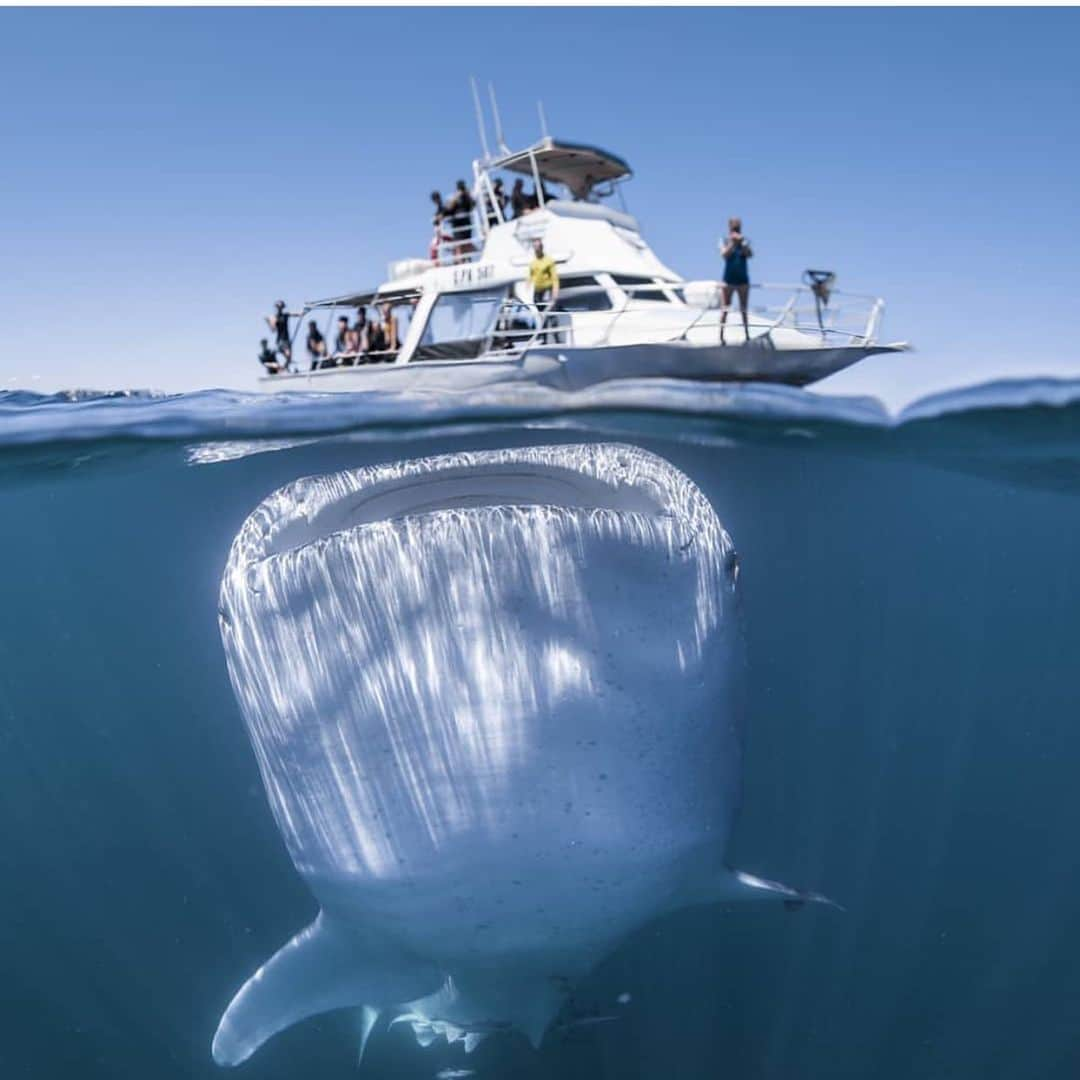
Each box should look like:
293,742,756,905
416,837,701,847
2,377,1080,1080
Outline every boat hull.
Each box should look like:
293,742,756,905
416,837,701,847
255,339,902,394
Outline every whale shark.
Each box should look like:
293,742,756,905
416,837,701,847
212,442,829,1066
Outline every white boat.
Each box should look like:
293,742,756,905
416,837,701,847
257,134,906,394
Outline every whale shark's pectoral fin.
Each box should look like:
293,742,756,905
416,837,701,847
212,911,440,1067
681,867,841,912
356,1005,380,1066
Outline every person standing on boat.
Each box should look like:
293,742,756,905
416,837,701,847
333,315,350,361
719,219,753,344
352,309,369,355
484,178,507,227
430,190,450,265
258,339,282,375
510,179,527,219
447,179,475,262
266,300,294,366
366,310,387,359
430,189,447,226
306,320,327,371
381,303,400,357
528,239,560,344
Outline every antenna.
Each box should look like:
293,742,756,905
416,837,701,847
488,82,509,154
537,100,550,140
469,76,491,161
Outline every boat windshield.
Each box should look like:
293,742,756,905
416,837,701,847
610,274,673,304
412,286,508,362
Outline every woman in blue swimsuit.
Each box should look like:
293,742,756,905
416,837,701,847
720,217,753,344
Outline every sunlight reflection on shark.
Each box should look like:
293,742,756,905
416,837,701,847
212,442,831,1067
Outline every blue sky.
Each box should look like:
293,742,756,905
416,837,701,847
0,7,1077,407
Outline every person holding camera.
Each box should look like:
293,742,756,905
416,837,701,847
719,217,753,344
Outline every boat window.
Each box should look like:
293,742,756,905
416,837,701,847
412,286,508,362
611,274,671,303
558,276,613,312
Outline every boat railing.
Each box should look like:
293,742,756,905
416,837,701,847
427,281,885,362
433,216,484,267
483,299,574,356
595,281,886,347
263,280,887,381
260,347,402,380
314,348,400,369
748,282,884,344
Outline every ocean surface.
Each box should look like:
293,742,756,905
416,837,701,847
3,376,1080,1080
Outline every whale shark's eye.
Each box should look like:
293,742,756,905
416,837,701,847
726,550,740,581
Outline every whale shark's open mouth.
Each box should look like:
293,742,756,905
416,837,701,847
230,442,729,563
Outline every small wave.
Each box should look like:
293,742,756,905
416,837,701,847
897,377,1080,423
1,376,1079,448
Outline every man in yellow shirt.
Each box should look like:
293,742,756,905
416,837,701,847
528,239,560,343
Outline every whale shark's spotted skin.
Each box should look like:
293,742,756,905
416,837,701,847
212,443,827,1066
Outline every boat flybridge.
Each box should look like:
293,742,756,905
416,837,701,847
257,135,906,393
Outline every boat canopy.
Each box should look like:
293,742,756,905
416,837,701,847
305,286,422,310
488,137,632,199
